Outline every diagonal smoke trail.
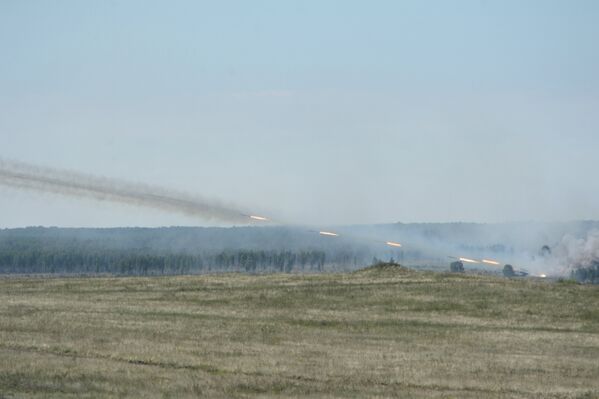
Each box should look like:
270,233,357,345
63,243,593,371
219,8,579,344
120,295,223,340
0,159,252,223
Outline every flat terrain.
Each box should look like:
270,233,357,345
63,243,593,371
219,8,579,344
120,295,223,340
1,265,598,398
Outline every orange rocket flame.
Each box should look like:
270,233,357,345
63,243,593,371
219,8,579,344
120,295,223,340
482,259,500,266
249,215,269,221
459,257,479,264
319,231,339,237
386,241,402,248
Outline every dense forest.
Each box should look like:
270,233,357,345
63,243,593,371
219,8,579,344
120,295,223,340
0,227,378,275
2,222,598,277
0,248,328,275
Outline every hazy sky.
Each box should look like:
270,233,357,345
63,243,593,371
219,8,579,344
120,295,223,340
1,0,598,227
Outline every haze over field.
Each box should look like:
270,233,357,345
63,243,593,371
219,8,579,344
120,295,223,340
2,3,599,398
1,1,599,227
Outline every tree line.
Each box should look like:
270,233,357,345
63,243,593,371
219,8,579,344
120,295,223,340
0,227,403,276
571,263,599,284
0,248,329,275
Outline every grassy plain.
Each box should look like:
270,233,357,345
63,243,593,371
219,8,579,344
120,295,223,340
1,264,598,398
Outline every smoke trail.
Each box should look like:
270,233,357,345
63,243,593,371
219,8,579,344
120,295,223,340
0,159,252,224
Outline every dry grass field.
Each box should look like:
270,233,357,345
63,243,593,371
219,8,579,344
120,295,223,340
1,264,598,398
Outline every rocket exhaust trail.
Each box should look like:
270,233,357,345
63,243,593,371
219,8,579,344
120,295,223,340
482,259,500,266
0,162,550,276
0,159,259,224
385,241,402,248
247,215,270,221
319,231,339,237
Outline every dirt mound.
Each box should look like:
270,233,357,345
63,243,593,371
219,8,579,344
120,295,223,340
356,261,410,274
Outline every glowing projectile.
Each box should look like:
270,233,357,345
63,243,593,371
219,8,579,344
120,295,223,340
539,274,547,278
482,259,500,266
386,241,402,248
459,257,479,264
319,231,339,237
249,215,269,221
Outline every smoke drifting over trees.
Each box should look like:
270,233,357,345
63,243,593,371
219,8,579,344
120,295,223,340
551,230,599,282
554,230,599,269
1,222,599,278
2,160,599,278
0,227,370,275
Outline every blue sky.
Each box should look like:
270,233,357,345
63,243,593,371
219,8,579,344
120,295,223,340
1,1,598,226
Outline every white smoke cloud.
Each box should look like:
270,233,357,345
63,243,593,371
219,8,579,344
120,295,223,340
554,229,599,270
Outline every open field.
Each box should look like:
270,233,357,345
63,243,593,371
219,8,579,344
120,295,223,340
1,265,598,398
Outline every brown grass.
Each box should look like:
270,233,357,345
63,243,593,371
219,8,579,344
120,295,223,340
1,266,598,398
